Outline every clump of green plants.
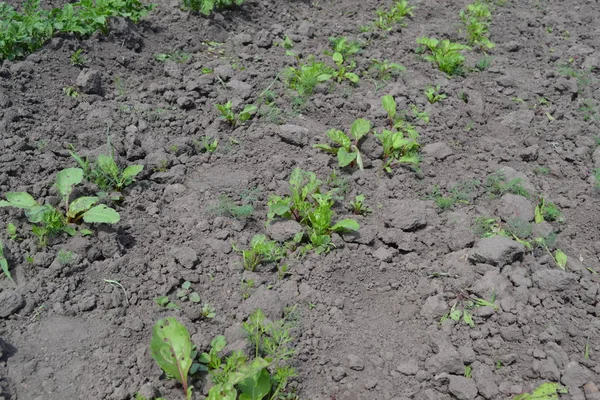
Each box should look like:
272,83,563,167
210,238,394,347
282,57,333,96
233,234,286,271
328,51,359,84
368,59,405,82
63,86,79,98
376,95,421,172
428,179,480,210
326,36,362,60
416,37,470,76
459,1,494,49
484,171,530,198
0,239,13,282
69,147,144,192
70,48,86,66
374,0,414,31
208,189,258,219
194,136,218,154
313,118,371,170
181,0,243,15
215,101,257,126
513,382,567,399
154,50,191,63
440,290,498,328
267,168,359,254
0,0,154,61
424,84,447,103
177,281,201,303
0,168,120,246
350,194,372,216
534,197,563,223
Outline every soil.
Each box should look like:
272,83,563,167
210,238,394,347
1,0,600,399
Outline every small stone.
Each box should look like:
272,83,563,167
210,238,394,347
562,361,593,389
239,287,283,320
163,61,182,79
348,354,364,371
176,96,194,109
449,376,478,400
254,30,272,48
170,246,198,269
297,21,314,37
422,142,453,160
534,358,560,381
387,199,428,232
0,290,25,318
332,366,346,382
497,193,534,222
372,247,393,262
277,124,309,147
500,110,534,130
469,236,525,266
76,69,102,94
532,269,578,291
420,293,447,319
266,220,303,242
233,33,252,46
396,360,419,375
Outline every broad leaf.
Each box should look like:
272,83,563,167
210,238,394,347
25,205,55,224
68,196,98,218
0,192,38,209
122,165,144,180
150,317,192,386
337,147,357,167
317,73,332,82
326,129,351,148
513,382,568,400
534,203,544,224
355,148,364,170
449,308,462,321
238,367,271,400
56,168,83,197
331,218,359,232
382,95,396,120
350,118,371,141
81,204,120,224
332,51,343,64
97,154,119,178
463,310,474,327
241,104,258,114
555,250,567,269
345,72,360,83
208,384,237,400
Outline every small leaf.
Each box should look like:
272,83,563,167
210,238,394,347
0,240,14,283
312,144,337,154
189,292,201,303
122,165,144,180
350,118,371,141
345,72,360,83
555,250,567,269
241,104,257,115
80,229,93,236
337,147,357,167
182,281,191,290
331,219,360,232
327,129,352,148
97,155,119,178
56,168,83,197
317,73,332,82
155,296,169,306
382,95,396,120
463,310,475,328
355,149,364,171
0,192,38,209
211,335,227,353
82,205,120,224
332,51,343,64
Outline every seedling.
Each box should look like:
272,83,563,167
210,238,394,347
6,223,18,240
215,101,257,126
350,194,372,215
57,249,75,265
177,281,201,303
240,278,255,299
424,84,447,104
374,0,414,31
201,303,216,319
440,291,498,327
150,317,193,400
276,35,294,50
154,295,180,309
282,57,333,96
233,234,286,271
416,37,470,76
314,118,371,170
329,51,359,84
277,264,290,280
464,365,472,378
428,180,480,210
459,1,494,49
70,48,86,66
0,168,120,246
0,240,13,282
474,55,492,71
63,86,79,98
195,136,218,153
513,382,567,400
534,198,563,223
485,171,530,198
326,37,362,60
181,0,243,15
368,59,405,81
153,50,191,63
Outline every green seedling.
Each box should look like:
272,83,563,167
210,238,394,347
534,198,563,223
474,55,492,71
153,50,191,63
201,303,216,319
177,281,201,303
282,57,333,96
215,101,257,126
329,51,359,84
416,37,471,76
410,104,430,123
374,0,414,31
57,249,75,265
267,168,359,254
240,278,255,299
440,291,498,328
428,180,480,210
70,48,86,66
424,84,447,103
0,240,13,282
326,36,362,61
63,86,79,98
485,171,530,198
464,365,472,378
195,136,218,153
0,168,119,246
233,234,286,271
182,0,243,14
155,295,179,309
150,317,193,400
277,264,290,280
276,35,294,50
368,59,405,81
459,1,494,49
513,382,568,399
6,223,18,240
350,194,372,215
314,118,371,170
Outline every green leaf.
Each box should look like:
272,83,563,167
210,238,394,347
313,144,337,154
382,95,396,120
337,147,357,167
331,218,360,232
181,281,191,290
355,148,364,171
97,154,119,178
0,240,14,283
188,292,201,303
332,51,343,64
317,73,332,82
56,168,83,197
238,367,271,400
513,382,568,400
0,192,38,209
241,104,258,114
350,118,371,141
25,205,55,224
150,317,192,388
345,72,360,83
211,335,227,353
122,165,144,181
81,204,120,224
68,196,98,218
555,250,567,269
534,203,544,224
449,307,462,321
463,310,474,327
327,129,351,148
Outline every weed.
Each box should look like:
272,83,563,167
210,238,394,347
533,166,550,175
429,180,480,210
267,168,359,254
194,136,218,153
458,91,469,103
464,364,472,378
233,234,286,271
276,35,294,50
216,101,257,126
277,264,290,280
150,317,193,399
6,223,18,240
416,37,470,76
70,48,86,66
240,278,255,299
207,188,258,220
177,281,201,303
182,0,243,15
350,194,372,215
283,57,333,96
513,382,567,399
314,118,371,170
474,55,492,71
327,169,349,198
424,84,446,104
558,64,594,92
459,1,494,49
154,295,179,309
534,197,563,223
201,303,216,319
374,0,414,31
0,240,13,282
153,50,191,63
103,279,129,305
63,86,79,98
578,98,599,122
56,249,75,265
503,217,533,240
0,168,120,246
326,36,362,60
485,171,530,198
368,59,405,81
440,290,498,327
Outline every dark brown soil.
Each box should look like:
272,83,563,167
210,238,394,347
1,0,600,399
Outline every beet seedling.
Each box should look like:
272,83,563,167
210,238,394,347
177,281,201,303
150,317,193,400
375,0,414,31
424,84,447,104
326,36,362,60
182,0,243,15
233,234,286,271
513,382,568,400
330,51,359,84
368,59,405,82
459,1,494,49
215,101,257,126
314,118,371,170
416,37,471,76
350,194,372,215
282,57,333,96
